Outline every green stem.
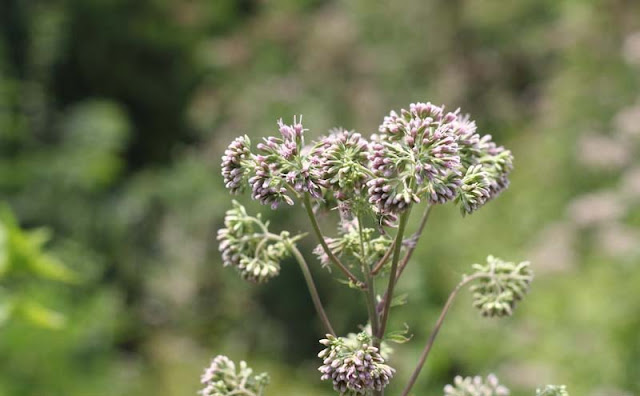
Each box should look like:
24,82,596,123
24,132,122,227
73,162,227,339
400,274,482,396
376,205,433,313
301,193,364,289
358,214,379,339
287,241,336,336
377,209,411,340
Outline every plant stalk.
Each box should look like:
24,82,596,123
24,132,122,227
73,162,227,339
400,274,482,396
377,209,411,340
302,193,364,288
376,205,433,313
288,242,336,336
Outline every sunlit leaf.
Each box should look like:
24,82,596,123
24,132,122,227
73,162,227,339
18,300,66,329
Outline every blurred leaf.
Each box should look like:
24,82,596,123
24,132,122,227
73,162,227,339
385,323,412,344
27,254,77,284
17,300,66,330
390,292,408,308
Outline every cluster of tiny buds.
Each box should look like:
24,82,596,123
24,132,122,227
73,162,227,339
469,255,533,317
221,135,252,194
217,201,295,283
220,102,514,221
318,333,395,395
315,128,370,197
199,355,269,396
444,374,510,396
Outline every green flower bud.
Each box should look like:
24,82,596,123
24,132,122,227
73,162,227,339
468,255,533,317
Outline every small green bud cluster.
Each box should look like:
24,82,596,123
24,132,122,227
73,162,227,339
536,385,569,396
199,355,269,396
318,332,395,395
313,219,392,269
217,201,297,283
444,374,510,396
468,255,533,317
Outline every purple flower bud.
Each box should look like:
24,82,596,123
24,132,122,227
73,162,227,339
221,135,252,194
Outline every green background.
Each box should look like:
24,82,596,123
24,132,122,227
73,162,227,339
1,0,639,395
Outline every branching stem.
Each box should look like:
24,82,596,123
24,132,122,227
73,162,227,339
400,273,483,396
302,193,365,289
287,241,336,336
377,209,411,340
376,205,433,313
358,214,379,339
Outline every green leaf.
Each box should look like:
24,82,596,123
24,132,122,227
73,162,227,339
27,254,77,283
18,300,66,329
390,293,408,308
385,323,413,344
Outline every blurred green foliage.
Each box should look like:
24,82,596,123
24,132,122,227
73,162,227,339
1,0,639,395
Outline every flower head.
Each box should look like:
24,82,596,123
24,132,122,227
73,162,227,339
221,135,252,194
455,164,492,215
468,256,533,317
368,102,463,214
453,120,514,214
316,128,371,197
199,355,269,396
217,201,293,283
318,332,395,395
444,374,510,396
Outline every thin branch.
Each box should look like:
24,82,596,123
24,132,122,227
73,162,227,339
302,193,365,289
376,209,411,340
376,205,433,313
358,214,379,339
400,274,483,396
288,242,336,336
396,204,433,279
370,239,395,276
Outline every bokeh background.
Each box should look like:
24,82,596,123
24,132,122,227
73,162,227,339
1,0,640,395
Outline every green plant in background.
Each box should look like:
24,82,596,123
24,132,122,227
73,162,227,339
0,204,75,328
209,103,566,395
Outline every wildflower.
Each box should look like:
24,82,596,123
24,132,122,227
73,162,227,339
217,201,291,283
221,135,252,194
369,102,462,213
248,155,294,209
199,355,269,396
317,128,371,197
455,164,492,215
318,333,395,395
469,256,533,317
444,374,510,396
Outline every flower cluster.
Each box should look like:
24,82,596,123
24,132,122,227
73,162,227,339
199,355,269,396
468,255,533,317
314,128,371,200
220,117,326,209
454,116,514,215
444,374,510,396
369,102,462,213
217,201,297,283
536,385,569,396
313,219,392,269
221,135,252,194
221,103,514,220
318,332,395,395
